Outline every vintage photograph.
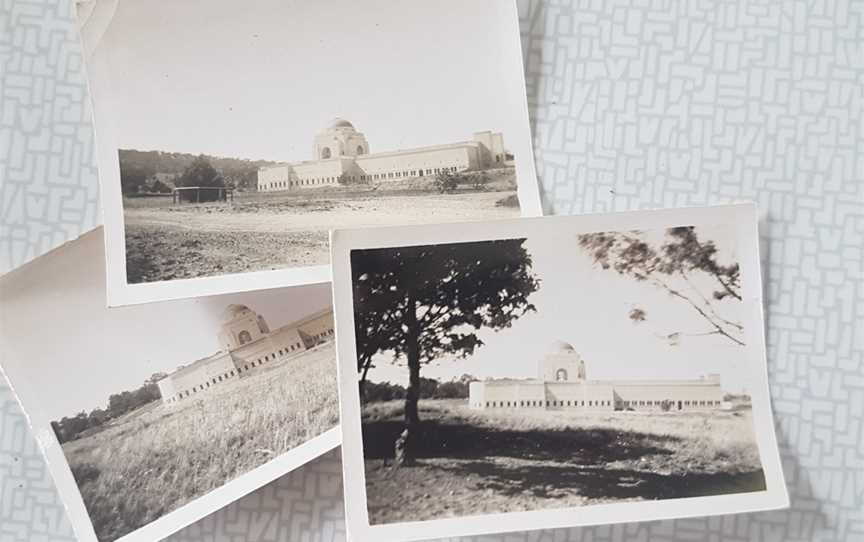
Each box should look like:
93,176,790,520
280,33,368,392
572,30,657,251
86,0,541,305
0,230,339,542
331,205,788,541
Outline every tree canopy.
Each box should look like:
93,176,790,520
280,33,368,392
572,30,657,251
351,239,540,461
578,226,744,346
50,372,167,444
178,155,225,188
118,149,274,195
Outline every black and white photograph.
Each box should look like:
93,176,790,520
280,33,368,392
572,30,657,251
84,0,542,306
331,204,788,542
0,230,340,542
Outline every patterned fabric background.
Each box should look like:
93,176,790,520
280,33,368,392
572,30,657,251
1,0,861,541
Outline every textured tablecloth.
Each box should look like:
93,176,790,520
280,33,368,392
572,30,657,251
1,0,862,541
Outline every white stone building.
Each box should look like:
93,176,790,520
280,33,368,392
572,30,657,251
156,304,334,404
469,341,725,412
257,118,509,191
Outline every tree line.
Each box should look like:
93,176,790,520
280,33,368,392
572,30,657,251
362,375,477,403
51,373,166,444
119,149,277,195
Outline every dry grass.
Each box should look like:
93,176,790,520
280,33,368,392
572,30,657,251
63,342,338,542
361,399,766,523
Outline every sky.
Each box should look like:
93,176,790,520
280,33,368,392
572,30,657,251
0,231,333,421
365,223,756,394
99,0,529,162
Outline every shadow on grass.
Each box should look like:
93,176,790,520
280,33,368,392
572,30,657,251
362,403,766,502
362,418,678,465
432,460,766,501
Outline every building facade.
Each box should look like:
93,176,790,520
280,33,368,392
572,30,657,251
469,341,725,412
257,118,509,192
156,304,334,404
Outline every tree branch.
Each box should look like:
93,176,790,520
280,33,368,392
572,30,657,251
680,272,744,331
650,277,745,346
713,272,742,301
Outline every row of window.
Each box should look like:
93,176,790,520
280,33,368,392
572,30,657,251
360,166,459,182
166,332,339,403
622,400,720,408
166,342,309,403
273,342,303,355
311,329,334,341
262,166,461,191
473,398,722,410
265,176,335,190
480,399,613,408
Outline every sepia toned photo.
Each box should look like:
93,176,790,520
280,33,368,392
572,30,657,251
331,205,788,542
84,0,541,306
0,230,339,542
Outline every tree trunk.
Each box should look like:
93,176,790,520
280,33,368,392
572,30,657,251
397,296,421,466
404,345,421,427
358,358,371,401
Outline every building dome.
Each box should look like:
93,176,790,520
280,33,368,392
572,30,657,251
551,340,576,354
314,119,368,159
222,304,251,322
328,118,354,130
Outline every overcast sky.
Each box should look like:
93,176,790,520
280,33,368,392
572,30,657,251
365,224,756,394
0,232,333,421
100,0,529,162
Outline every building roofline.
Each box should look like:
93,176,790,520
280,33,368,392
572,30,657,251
592,379,721,387
353,141,480,160
258,133,505,174
161,351,230,380
283,306,333,329
160,306,333,382
473,377,722,387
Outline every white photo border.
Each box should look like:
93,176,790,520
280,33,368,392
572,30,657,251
79,0,544,308
330,203,789,542
0,230,341,542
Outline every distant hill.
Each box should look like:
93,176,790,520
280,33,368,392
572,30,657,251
119,149,279,195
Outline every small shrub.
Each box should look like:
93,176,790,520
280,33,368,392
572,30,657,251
434,171,460,193
150,179,174,194
495,194,519,208
471,172,490,191
660,400,673,412
70,462,101,485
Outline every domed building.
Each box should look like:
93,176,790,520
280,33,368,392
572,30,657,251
257,118,510,192
313,118,370,159
468,340,724,412
217,304,271,350
156,304,335,404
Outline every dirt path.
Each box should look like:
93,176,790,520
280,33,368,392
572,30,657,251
124,191,520,283
125,226,328,283
124,191,518,232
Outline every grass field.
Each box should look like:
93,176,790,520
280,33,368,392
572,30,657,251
62,342,338,542
122,169,521,283
361,399,766,524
